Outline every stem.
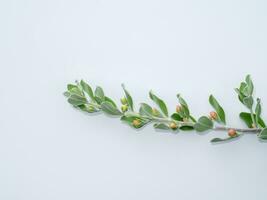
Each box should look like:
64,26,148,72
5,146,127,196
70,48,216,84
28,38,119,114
250,108,257,128
214,126,261,133
104,110,262,134
152,116,195,127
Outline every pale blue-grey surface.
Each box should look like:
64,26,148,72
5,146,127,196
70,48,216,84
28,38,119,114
0,0,267,199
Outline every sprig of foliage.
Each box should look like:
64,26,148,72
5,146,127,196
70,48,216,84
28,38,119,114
64,75,266,144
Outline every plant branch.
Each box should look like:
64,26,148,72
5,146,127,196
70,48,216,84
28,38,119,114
213,126,261,133
64,74,267,143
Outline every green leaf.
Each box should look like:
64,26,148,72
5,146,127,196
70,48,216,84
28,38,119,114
139,103,153,117
149,91,168,117
255,98,261,126
121,84,134,111
154,123,170,130
239,112,266,128
209,95,226,124
189,115,197,122
177,94,190,118
120,116,149,129
235,88,245,103
95,86,105,104
171,113,183,121
101,101,122,116
67,84,78,91
67,94,87,106
78,104,97,113
69,87,83,96
104,96,117,108
179,125,194,131
210,135,239,143
245,75,254,96
151,108,163,118
239,82,247,94
80,80,95,100
194,116,213,132
243,96,253,109
258,128,267,140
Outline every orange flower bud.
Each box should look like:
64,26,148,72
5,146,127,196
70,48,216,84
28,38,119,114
132,119,141,127
209,111,217,120
228,129,237,137
169,122,178,129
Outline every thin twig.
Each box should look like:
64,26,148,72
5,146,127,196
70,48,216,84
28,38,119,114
214,126,261,133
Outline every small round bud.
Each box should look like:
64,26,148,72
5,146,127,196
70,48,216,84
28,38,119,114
121,105,128,112
120,97,128,105
152,108,159,116
209,111,217,120
88,105,94,112
132,119,141,127
228,129,237,137
176,105,182,113
169,122,178,129
252,123,256,128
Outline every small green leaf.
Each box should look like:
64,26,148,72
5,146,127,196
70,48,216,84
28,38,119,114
240,112,266,128
139,103,153,117
67,84,78,91
255,98,261,126
179,125,194,131
78,104,97,113
104,96,117,108
235,88,245,103
69,87,83,96
245,75,254,96
121,84,134,111
149,91,168,117
211,135,239,143
80,80,95,100
189,115,197,122
67,94,87,106
177,94,190,118
243,96,253,109
154,123,170,130
171,113,183,121
209,95,226,124
151,108,163,118
239,82,247,94
101,101,121,116
95,86,105,104
194,116,213,132
258,128,267,140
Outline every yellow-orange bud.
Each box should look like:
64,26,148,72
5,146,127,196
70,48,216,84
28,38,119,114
209,111,217,120
170,122,178,129
152,108,159,116
132,119,141,127
228,129,237,137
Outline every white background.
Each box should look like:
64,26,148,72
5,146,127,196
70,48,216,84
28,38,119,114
1,0,267,199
